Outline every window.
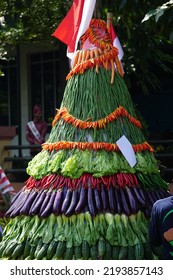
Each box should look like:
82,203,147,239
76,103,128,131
29,50,62,123
0,59,18,126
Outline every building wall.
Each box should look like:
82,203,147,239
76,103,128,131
7,43,69,156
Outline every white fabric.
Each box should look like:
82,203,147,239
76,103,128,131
67,0,96,59
27,121,42,142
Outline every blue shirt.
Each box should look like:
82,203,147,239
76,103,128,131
149,196,173,259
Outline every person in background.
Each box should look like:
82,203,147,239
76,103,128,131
149,194,173,259
26,105,47,156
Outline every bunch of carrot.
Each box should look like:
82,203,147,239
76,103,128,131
42,141,154,153
66,47,123,83
52,105,142,129
66,18,124,83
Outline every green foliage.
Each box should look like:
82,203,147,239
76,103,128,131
0,0,71,45
95,0,173,94
142,1,173,23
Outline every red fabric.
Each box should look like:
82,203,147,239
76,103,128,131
0,166,14,194
109,21,117,45
26,120,47,156
26,121,47,145
52,0,84,53
109,21,124,61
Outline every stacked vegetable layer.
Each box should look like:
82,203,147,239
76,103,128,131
0,19,170,260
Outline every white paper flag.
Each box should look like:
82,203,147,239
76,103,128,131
116,135,137,167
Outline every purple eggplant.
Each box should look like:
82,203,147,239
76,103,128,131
137,187,148,202
151,190,162,202
156,189,171,200
158,189,171,198
125,187,139,213
40,190,56,218
83,204,89,213
11,188,23,204
144,207,151,218
114,189,122,214
152,190,163,201
61,188,72,214
8,190,31,217
9,192,31,217
28,189,44,215
154,189,164,199
52,188,63,215
88,187,96,216
144,190,156,205
75,187,87,214
29,189,47,215
65,189,78,216
20,189,38,215
119,188,131,216
100,184,108,211
93,187,102,212
39,190,52,216
131,187,147,207
107,187,117,213
5,190,29,216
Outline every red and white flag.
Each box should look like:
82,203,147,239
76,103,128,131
109,21,124,61
52,0,96,59
0,166,14,194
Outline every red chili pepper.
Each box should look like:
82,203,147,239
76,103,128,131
57,175,64,187
71,178,77,190
76,175,83,188
116,173,124,188
35,180,42,190
43,174,56,189
24,177,33,189
121,173,128,186
41,175,49,187
66,177,71,189
101,176,109,187
58,177,65,189
26,178,36,190
133,174,139,187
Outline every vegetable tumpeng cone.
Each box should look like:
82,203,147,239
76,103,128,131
0,19,170,260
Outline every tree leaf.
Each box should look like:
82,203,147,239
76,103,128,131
142,1,173,23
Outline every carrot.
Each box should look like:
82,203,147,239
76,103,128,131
93,48,99,58
72,50,80,68
76,50,83,65
107,44,111,51
42,140,152,153
85,50,90,61
110,58,115,84
53,106,142,130
81,50,87,63
114,56,124,77
93,48,99,73
98,48,103,55
101,55,107,70
103,49,109,70
89,49,95,63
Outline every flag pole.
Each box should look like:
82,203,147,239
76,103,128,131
107,12,124,75
107,12,113,28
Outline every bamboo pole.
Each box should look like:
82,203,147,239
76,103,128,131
107,12,113,28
